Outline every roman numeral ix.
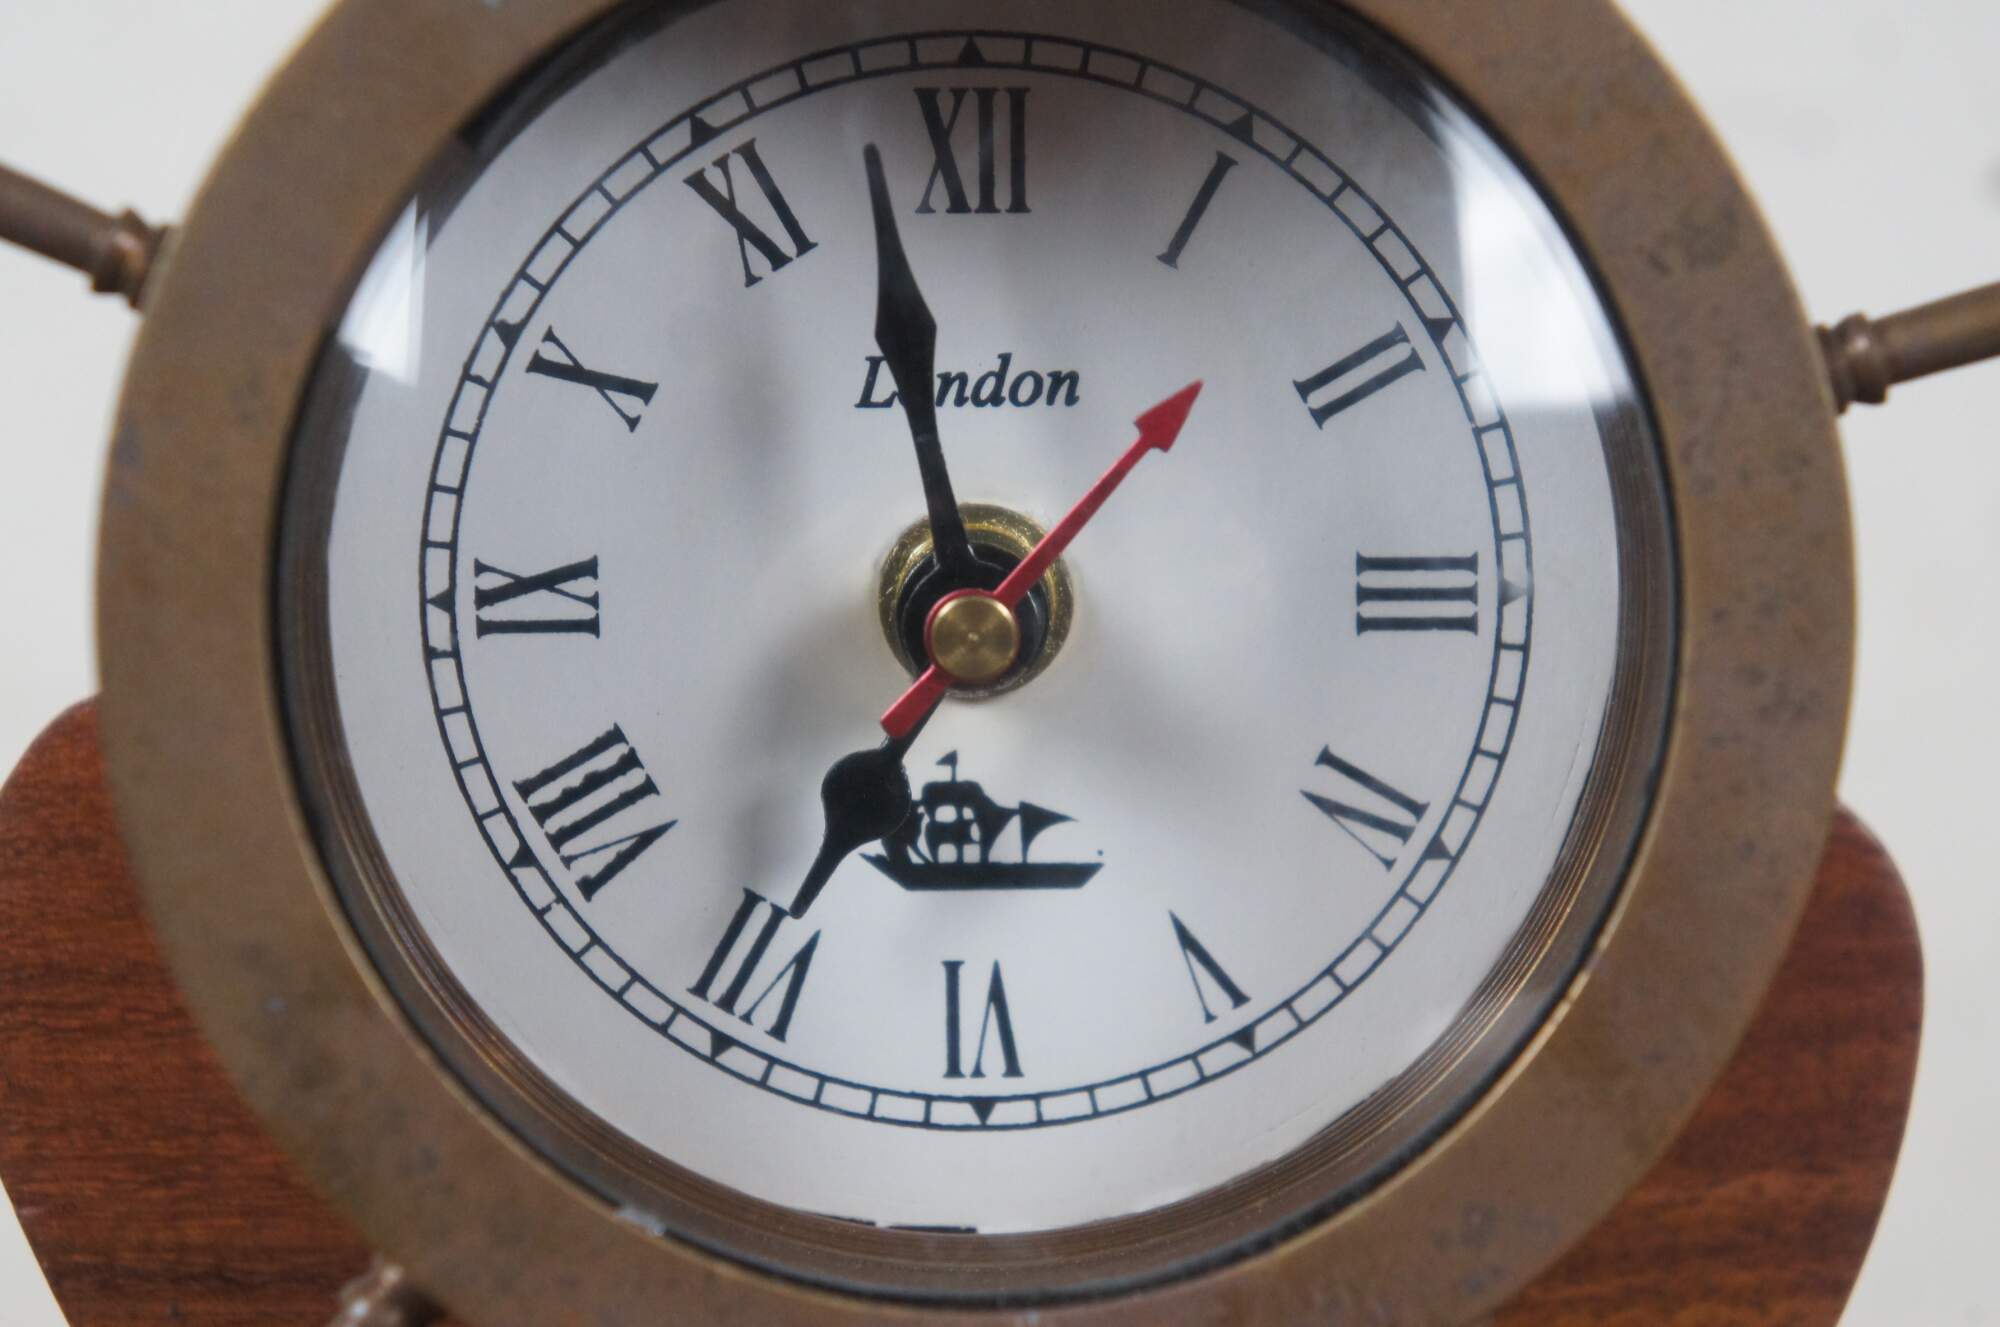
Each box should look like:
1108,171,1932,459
943,960,1023,1080
684,138,818,287
916,86,1031,216
690,889,820,1046
474,556,600,637
513,725,675,900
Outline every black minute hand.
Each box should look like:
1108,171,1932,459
864,144,977,580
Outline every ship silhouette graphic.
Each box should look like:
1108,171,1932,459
865,752,1102,892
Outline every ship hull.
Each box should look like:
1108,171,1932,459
862,857,1102,892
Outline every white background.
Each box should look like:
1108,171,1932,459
0,2,1992,1322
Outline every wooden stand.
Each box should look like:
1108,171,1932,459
0,704,1921,1325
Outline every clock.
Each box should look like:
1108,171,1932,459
0,0,1983,1322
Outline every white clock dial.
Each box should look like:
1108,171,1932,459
285,0,1670,1255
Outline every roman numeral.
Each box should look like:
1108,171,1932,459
683,138,818,288
513,726,675,901
524,327,658,433
916,87,1031,216
473,557,600,637
689,889,820,1045
1294,326,1424,428
1357,553,1478,634
1170,913,1250,1025
1157,151,1239,269
942,960,1023,1080
1301,748,1437,871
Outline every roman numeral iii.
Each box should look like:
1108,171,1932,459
524,327,659,432
513,725,675,900
473,556,600,637
690,889,820,1045
1294,325,1424,428
942,960,1024,1079
1302,747,1442,871
1356,553,1478,634
916,87,1031,216
684,138,818,287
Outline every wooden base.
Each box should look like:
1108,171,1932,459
0,704,1921,1325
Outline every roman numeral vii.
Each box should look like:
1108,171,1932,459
690,890,820,1045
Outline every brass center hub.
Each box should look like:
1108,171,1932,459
926,592,1020,685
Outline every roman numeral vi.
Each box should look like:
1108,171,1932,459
943,960,1023,1080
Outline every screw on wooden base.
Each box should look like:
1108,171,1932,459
1820,280,2000,412
329,1257,443,1327
0,161,165,309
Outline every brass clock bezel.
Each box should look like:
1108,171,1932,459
96,1,1852,1323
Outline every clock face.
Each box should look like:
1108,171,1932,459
281,0,1672,1281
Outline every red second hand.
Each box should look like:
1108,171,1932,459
881,380,1203,739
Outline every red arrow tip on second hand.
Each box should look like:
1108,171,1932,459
1135,380,1203,453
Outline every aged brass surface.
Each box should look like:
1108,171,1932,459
1820,280,2000,411
928,594,1021,685
0,162,162,307
95,1,1852,1324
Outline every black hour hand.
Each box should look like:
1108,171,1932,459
788,701,939,919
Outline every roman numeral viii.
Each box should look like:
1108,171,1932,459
943,960,1023,1079
513,726,675,900
1294,326,1424,428
1357,553,1478,634
684,138,818,287
1302,748,1443,871
690,889,820,1045
916,87,1031,216
474,557,600,637
524,327,658,433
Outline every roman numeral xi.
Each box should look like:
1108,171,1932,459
514,725,675,901
684,137,818,288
